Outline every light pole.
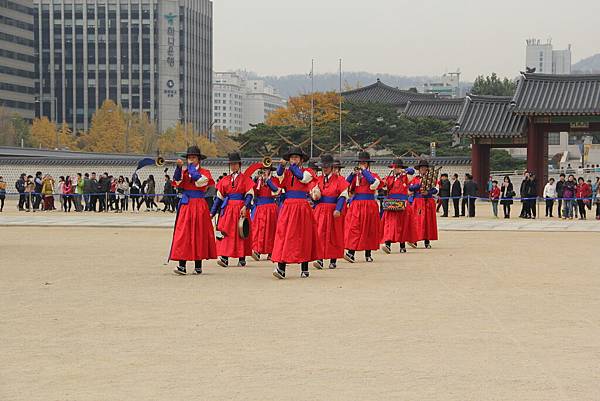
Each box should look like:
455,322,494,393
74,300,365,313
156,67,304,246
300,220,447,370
34,96,58,148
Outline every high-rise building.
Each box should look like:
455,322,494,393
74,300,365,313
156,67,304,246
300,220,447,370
34,0,212,133
525,38,571,74
0,0,36,120
213,71,285,134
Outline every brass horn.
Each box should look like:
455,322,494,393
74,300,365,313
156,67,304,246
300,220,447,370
262,156,272,168
156,156,180,167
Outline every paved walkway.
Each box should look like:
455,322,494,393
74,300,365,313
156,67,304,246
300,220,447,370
1,212,600,232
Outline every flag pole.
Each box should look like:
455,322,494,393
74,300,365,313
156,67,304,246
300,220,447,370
339,58,343,158
310,59,314,159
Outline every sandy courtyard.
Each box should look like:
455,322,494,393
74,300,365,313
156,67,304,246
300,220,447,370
1,227,600,400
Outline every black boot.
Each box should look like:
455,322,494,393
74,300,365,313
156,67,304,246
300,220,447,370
329,259,337,269
217,256,229,268
194,260,202,275
273,262,286,279
313,259,324,269
382,241,392,254
174,260,187,275
365,250,373,263
400,242,407,253
344,250,356,263
425,240,432,249
238,257,246,267
301,262,309,278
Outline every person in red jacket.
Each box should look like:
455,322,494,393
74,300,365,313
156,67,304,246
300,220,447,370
344,151,383,263
170,146,217,275
408,159,438,249
381,158,416,254
575,177,592,220
247,163,279,261
489,180,501,218
210,152,255,267
310,154,349,270
271,146,319,279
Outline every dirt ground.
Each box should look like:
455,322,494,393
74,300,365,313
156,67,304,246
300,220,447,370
1,227,600,401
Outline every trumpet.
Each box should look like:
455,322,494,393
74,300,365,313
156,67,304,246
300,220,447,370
262,156,272,168
155,156,181,167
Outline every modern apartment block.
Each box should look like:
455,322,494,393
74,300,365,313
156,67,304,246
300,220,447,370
0,0,36,120
525,38,571,74
213,71,285,134
34,0,212,133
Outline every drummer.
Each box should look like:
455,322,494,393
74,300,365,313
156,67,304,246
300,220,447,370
381,158,416,254
210,152,255,267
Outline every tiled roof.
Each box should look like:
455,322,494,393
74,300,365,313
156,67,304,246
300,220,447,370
342,79,436,106
511,73,600,115
454,95,527,138
403,98,465,120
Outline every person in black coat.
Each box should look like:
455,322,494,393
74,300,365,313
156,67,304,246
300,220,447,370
519,172,531,218
462,174,479,217
555,173,566,218
438,173,451,217
500,175,514,218
450,173,461,217
15,173,27,211
528,173,538,219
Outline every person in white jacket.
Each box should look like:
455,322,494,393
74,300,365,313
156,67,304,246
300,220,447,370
543,178,557,218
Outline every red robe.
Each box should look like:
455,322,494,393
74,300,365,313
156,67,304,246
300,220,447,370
251,177,278,255
215,173,254,258
409,175,438,241
271,167,318,264
169,167,217,261
312,174,348,260
381,174,417,243
344,170,383,251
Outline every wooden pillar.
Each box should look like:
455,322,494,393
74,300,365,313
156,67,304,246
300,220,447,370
526,120,548,195
471,142,490,196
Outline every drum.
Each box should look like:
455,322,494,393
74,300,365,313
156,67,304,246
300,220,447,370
382,199,406,212
238,216,250,239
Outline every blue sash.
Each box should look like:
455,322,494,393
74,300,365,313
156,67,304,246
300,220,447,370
319,196,338,204
285,190,308,199
388,193,408,201
352,193,376,201
221,193,244,211
180,190,205,205
251,196,275,219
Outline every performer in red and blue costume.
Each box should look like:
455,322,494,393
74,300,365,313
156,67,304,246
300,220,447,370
408,159,439,249
271,146,318,279
343,151,383,263
244,162,279,261
210,152,255,267
310,154,349,270
170,146,217,275
381,158,417,254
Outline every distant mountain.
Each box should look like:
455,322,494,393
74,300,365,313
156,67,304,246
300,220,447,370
237,70,472,99
573,54,600,73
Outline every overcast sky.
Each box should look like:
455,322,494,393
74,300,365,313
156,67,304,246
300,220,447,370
213,0,600,80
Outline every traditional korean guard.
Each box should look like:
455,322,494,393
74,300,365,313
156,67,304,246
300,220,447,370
408,159,439,248
170,146,217,275
343,151,383,263
247,162,279,261
210,152,254,267
310,154,349,270
381,158,416,254
271,146,319,279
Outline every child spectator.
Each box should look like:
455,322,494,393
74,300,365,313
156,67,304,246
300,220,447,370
489,180,500,218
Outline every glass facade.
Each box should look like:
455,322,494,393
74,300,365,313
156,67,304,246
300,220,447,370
35,0,212,133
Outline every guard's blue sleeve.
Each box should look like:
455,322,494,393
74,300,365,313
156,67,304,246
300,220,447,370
210,197,223,216
173,166,182,181
289,164,303,180
244,193,253,208
361,169,376,185
266,179,278,192
409,183,422,192
335,196,347,212
405,167,415,175
276,164,285,176
346,173,355,183
188,164,201,182
429,188,438,196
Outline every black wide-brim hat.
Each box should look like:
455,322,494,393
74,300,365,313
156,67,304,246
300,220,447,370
307,160,322,171
227,152,242,163
181,145,207,160
283,146,309,162
414,159,430,169
354,151,373,163
388,158,407,169
333,159,345,169
318,154,335,168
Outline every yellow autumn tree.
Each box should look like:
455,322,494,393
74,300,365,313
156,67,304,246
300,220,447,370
58,122,77,149
266,91,342,127
157,123,217,157
212,128,240,157
123,112,158,154
31,117,58,149
86,100,127,152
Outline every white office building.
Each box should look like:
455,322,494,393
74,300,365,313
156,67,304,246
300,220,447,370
525,38,571,74
213,72,285,134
